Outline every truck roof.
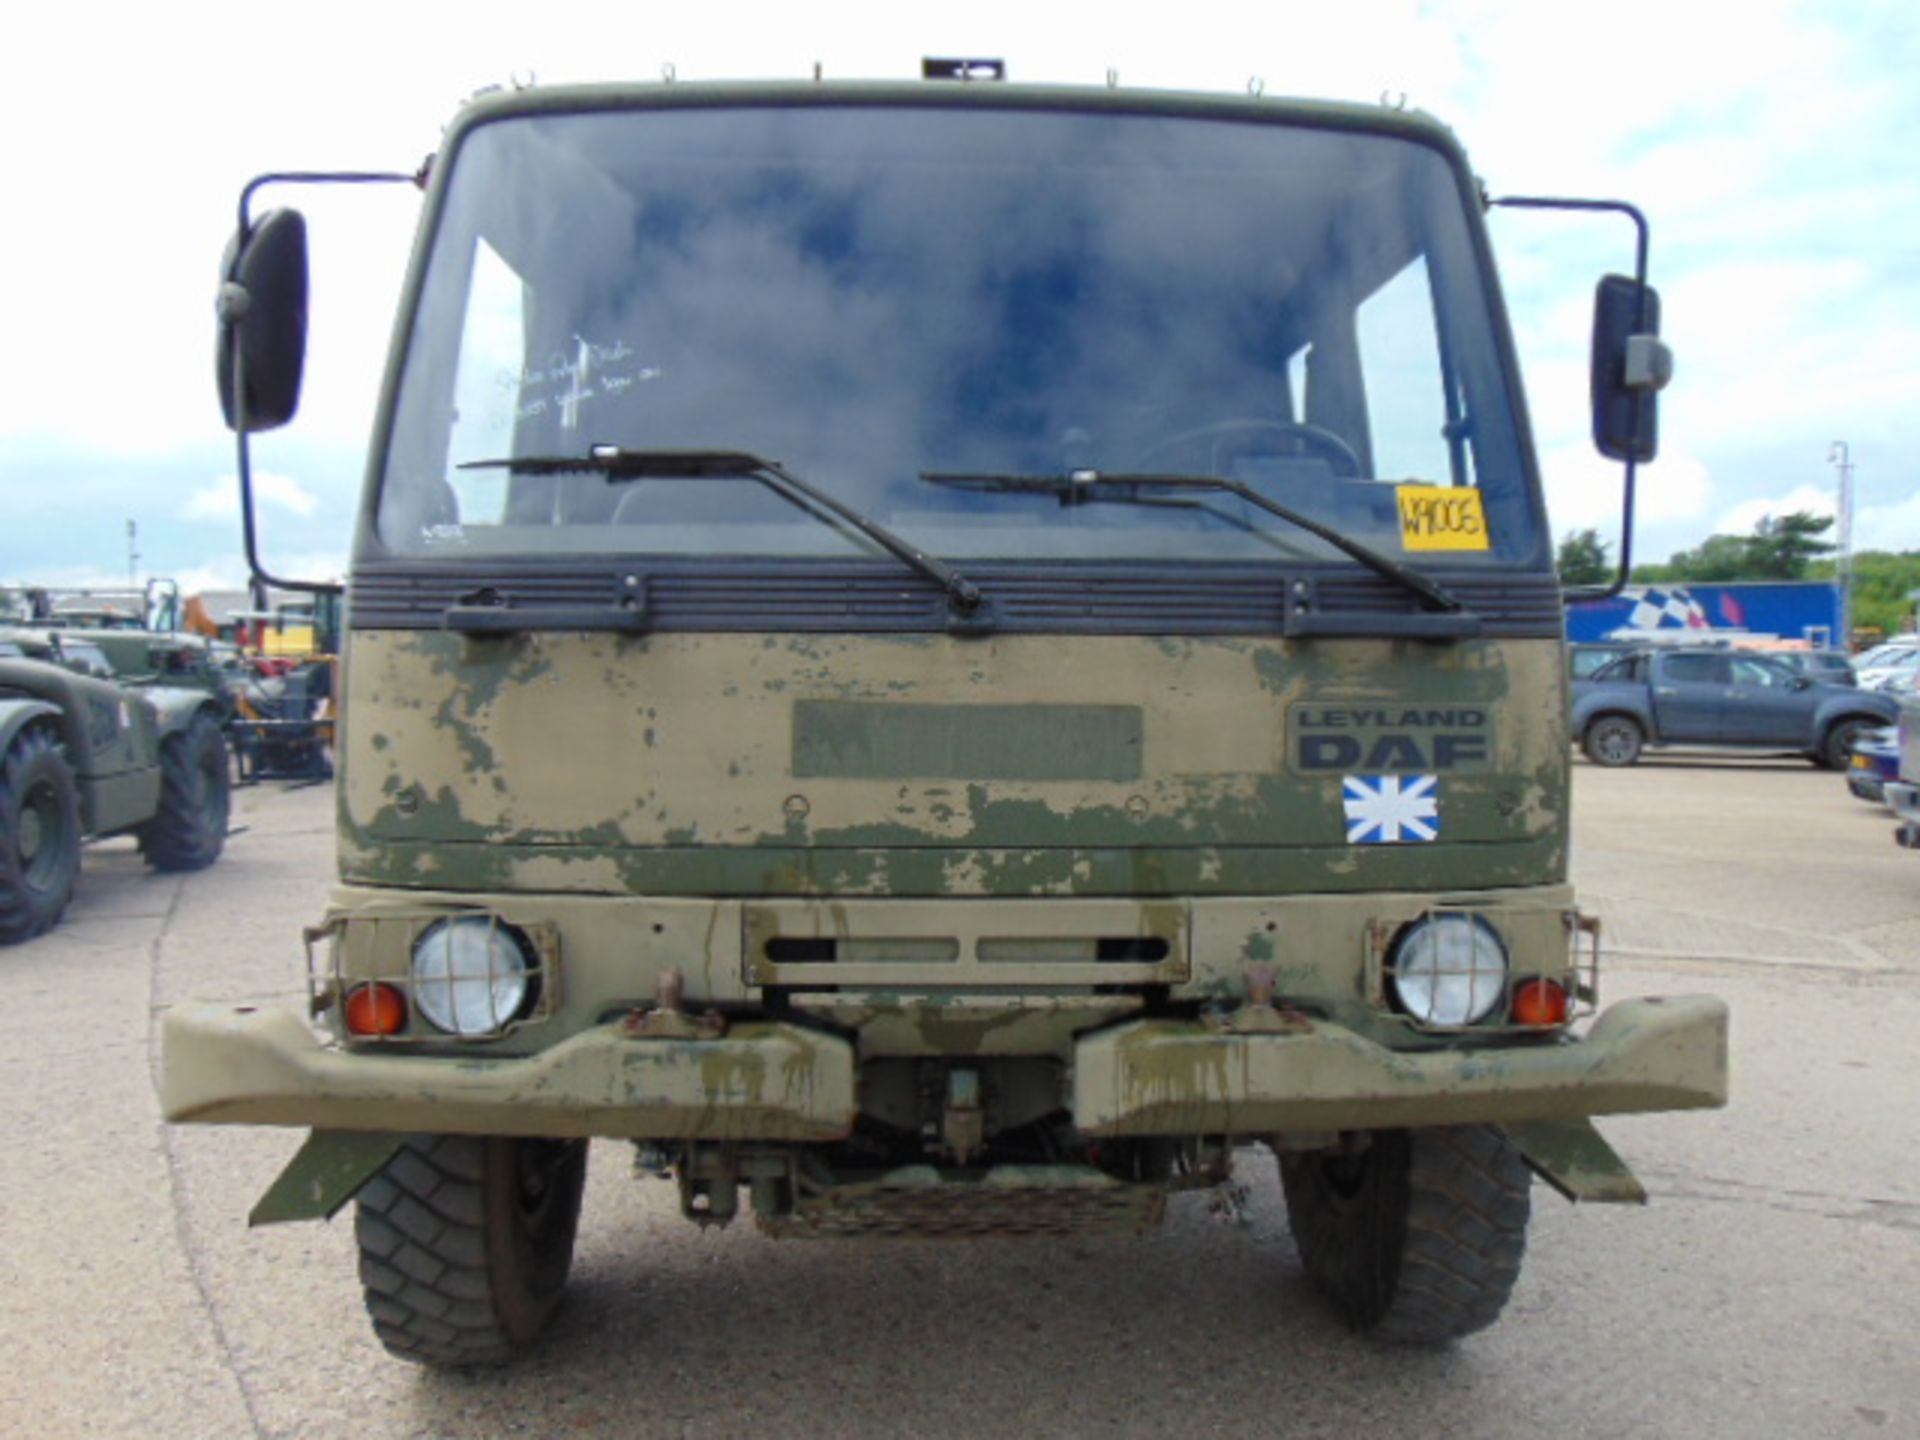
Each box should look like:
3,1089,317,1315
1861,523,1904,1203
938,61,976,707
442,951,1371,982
444,77,1467,163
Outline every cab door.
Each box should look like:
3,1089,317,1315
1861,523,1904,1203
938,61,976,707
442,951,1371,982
1724,653,1816,745
1648,652,1728,743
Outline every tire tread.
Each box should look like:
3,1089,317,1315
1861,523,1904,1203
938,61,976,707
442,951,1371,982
0,728,81,945
353,1133,585,1367
138,711,230,873
1282,1124,1532,1346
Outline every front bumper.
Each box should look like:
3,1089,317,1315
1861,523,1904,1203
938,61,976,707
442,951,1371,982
159,1008,858,1141
160,994,1727,1140
1849,771,1889,802
1073,996,1726,1135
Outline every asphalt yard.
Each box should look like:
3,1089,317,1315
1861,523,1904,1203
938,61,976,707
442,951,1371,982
2,756,1915,1439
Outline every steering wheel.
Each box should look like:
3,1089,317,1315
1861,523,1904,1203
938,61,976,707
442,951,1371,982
1133,420,1364,479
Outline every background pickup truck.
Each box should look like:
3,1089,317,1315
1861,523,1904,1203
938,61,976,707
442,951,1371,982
1572,647,1897,768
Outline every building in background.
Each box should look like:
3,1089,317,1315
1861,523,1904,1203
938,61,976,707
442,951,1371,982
1566,580,1841,647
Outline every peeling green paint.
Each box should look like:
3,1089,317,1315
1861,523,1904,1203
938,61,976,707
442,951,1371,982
433,696,498,774
338,630,1567,897
793,701,1145,782
249,1130,405,1226
1502,1117,1648,1203
341,835,1562,897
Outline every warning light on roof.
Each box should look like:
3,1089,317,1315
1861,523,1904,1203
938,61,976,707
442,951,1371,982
923,58,1007,81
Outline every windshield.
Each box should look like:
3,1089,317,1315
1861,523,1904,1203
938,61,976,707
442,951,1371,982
1861,646,1920,671
376,102,1537,568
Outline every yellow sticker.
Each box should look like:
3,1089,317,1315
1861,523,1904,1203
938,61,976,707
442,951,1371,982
1396,484,1491,551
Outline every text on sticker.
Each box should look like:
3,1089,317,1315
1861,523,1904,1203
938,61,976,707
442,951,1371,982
1397,484,1490,551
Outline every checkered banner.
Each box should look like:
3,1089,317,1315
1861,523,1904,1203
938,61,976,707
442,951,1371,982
1342,775,1440,844
1624,587,1710,630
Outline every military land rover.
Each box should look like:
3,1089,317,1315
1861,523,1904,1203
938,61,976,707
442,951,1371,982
161,69,1728,1366
0,635,230,942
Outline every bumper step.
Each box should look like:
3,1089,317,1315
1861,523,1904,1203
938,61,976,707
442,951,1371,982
760,1164,1168,1238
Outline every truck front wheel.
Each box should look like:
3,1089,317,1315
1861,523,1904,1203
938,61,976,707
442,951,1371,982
138,711,231,872
355,1134,589,1367
1581,715,1644,766
0,729,82,945
1280,1125,1530,1344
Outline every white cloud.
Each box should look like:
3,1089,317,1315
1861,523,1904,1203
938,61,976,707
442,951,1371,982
1,562,150,592
4,0,1918,578
1716,484,1838,538
1856,493,1920,553
1689,479,1920,558
172,550,348,595
170,558,254,596
1536,445,1720,537
26,553,349,602
183,472,320,523
1710,482,1920,557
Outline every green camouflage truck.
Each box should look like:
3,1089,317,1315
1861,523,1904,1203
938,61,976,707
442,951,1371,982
160,71,1727,1365
0,640,230,942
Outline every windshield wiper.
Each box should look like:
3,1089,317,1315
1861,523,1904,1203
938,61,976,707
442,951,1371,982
463,448,985,617
919,469,1464,615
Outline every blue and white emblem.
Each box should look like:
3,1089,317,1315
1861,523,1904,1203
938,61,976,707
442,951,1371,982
1342,774,1440,844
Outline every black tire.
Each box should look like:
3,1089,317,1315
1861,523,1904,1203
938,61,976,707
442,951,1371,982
138,711,230,872
0,729,82,945
1280,1125,1531,1345
355,1135,589,1367
1818,717,1871,772
1581,715,1644,767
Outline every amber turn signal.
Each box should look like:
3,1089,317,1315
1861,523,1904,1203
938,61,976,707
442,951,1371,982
1510,977,1570,1028
344,982,409,1036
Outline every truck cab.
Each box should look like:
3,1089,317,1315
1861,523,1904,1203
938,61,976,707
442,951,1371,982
162,76,1726,1365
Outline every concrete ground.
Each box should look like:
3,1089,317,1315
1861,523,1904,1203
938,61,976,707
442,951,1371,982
2,756,1915,1439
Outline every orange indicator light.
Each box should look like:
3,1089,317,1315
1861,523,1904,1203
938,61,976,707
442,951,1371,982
344,982,408,1036
1510,978,1570,1028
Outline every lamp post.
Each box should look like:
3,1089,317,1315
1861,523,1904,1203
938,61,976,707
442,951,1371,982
1829,441,1853,649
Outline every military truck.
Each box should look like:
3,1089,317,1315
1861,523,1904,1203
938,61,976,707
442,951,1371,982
161,71,1727,1365
32,624,237,714
0,643,231,943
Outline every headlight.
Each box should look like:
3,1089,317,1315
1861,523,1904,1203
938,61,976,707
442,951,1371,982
1387,913,1509,1027
411,917,535,1036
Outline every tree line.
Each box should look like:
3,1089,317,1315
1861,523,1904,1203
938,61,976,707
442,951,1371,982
1557,510,1920,641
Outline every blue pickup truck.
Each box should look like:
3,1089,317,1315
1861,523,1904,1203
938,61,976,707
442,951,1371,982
1572,647,1896,768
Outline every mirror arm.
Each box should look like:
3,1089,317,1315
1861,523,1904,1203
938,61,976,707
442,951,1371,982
238,168,425,234
1559,459,1636,605
1489,195,1653,603
228,343,341,601
226,168,427,604
1490,195,1649,296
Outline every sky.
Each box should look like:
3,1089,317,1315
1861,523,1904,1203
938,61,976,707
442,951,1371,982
2,0,1916,595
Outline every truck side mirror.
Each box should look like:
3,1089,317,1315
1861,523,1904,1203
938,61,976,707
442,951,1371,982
1591,274,1671,463
215,208,310,432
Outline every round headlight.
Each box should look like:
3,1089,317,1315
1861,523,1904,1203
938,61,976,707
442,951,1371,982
411,917,534,1036
1387,914,1508,1027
